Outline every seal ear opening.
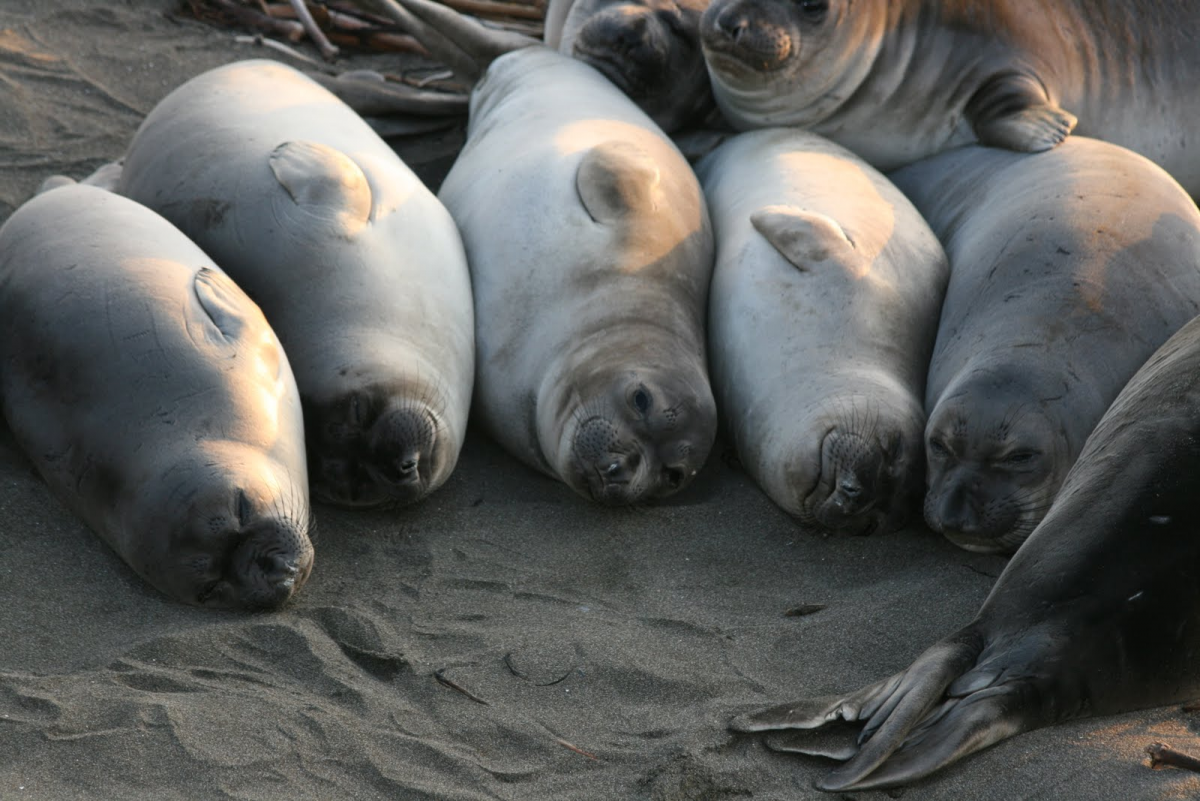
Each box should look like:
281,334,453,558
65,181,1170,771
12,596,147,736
269,140,373,231
751,205,859,272
193,267,249,343
576,140,662,223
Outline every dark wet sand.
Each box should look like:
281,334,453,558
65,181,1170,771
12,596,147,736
1,1,1198,798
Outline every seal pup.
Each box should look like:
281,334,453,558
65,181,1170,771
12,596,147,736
115,59,474,509
544,0,716,132
892,137,1200,554
0,184,313,610
730,309,1200,790
698,1,1200,195
697,129,948,534
385,0,718,503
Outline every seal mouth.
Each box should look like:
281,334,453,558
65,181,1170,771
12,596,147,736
195,522,314,610
940,525,1031,555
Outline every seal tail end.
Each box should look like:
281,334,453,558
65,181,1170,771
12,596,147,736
358,0,538,82
732,635,990,790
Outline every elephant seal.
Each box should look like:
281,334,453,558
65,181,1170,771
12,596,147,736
891,137,1200,554
698,0,1200,194
544,0,716,132
697,129,948,534
0,184,313,610
115,59,474,509
730,309,1200,791
387,0,718,503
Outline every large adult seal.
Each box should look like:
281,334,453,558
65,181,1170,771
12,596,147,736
115,59,474,509
544,0,716,132
0,184,313,610
891,137,1200,554
385,0,718,503
699,1,1200,195
697,129,947,534
731,309,1200,790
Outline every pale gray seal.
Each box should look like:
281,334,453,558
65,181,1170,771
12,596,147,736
731,309,1200,791
698,1,1200,194
385,0,718,503
0,184,313,609
114,59,475,509
895,137,1200,553
697,129,948,534
545,0,715,132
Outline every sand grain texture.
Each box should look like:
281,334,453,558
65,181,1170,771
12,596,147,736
1,1,1198,798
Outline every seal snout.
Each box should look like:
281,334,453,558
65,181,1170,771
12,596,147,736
804,429,895,535
701,0,792,68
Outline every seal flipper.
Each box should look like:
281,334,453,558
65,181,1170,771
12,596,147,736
269,140,373,232
193,267,249,344
966,71,1077,152
751,205,863,275
576,141,662,223
730,634,983,791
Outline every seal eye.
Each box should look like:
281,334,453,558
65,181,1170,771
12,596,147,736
348,393,368,427
1003,450,1038,466
928,439,950,458
632,387,652,415
797,0,829,21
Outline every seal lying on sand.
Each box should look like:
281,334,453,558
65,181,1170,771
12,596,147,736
699,0,1200,194
545,0,715,132
731,308,1200,791
697,129,947,534
386,0,718,503
889,137,1200,554
115,59,474,509
0,184,313,610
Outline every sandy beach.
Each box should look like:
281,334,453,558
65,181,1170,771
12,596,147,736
1,1,1199,798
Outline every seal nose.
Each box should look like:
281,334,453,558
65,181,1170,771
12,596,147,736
714,7,749,41
838,475,863,499
929,485,980,535
259,553,300,588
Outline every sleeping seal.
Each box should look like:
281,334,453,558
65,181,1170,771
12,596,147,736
544,0,715,132
385,0,717,503
698,0,1200,194
0,184,312,610
892,137,1200,554
115,59,474,509
697,129,947,534
730,309,1200,791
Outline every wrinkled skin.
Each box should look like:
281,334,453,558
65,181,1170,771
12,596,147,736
697,0,1200,195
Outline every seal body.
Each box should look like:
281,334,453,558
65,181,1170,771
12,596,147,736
697,129,947,534
731,310,1200,791
891,137,1200,553
0,184,313,609
440,47,717,504
117,59,474,509
545,0,715,132
699,0,1200,194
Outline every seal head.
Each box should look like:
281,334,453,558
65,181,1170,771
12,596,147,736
548,366,716,505
923,367,1071,553
560,0,714,131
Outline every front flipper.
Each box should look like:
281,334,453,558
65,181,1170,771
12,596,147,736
731,631,995,790
751,205,866,278
966,70,1077,152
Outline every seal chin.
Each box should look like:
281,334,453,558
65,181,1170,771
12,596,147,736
937,521,1035,555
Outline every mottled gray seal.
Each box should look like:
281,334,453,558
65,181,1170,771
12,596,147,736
115,59,474,509
0,184,312,609
387,0,718,503
731,309,1200,790
697,129,947,534
545,0,715,132
892,137,1200,554
699,1,1200,194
